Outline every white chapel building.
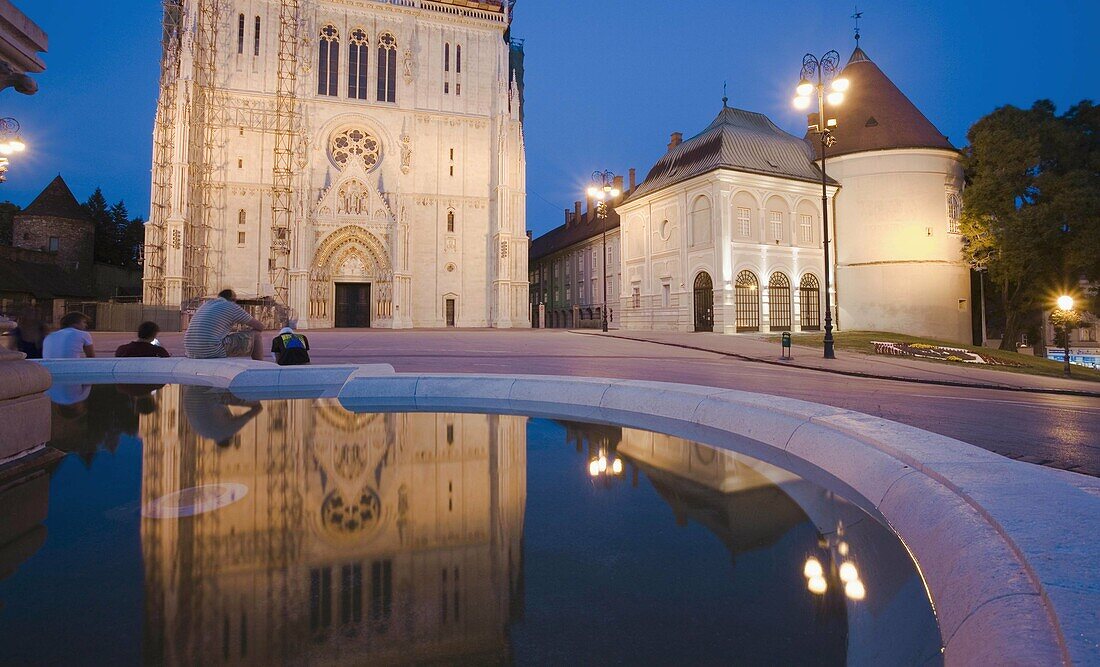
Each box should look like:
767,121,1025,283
143,0,528,329
614,46,972,343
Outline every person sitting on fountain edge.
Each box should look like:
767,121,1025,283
115,321,171,358
270,318,310,366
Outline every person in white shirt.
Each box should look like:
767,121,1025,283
42,312,95,359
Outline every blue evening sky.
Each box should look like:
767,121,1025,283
2,0,1096,237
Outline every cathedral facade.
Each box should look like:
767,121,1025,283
143,0,528,329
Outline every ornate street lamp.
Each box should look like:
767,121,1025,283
1052,294,1081,377
587,169,620,333
794,52,848,360
0,118,27,183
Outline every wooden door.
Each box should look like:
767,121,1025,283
335,283,371,328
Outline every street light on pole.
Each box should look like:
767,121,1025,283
588,169,619,333
1053,294,1079,377
794,51,848,360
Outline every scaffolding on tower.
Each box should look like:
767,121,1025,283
144,0,185,305
269,0,301,307
182,0,221,305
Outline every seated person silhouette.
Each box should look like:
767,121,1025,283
180,385,263,447
270,319,311,366
115,321,171,358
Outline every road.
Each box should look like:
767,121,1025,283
91,329,1100,477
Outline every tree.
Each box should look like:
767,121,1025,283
84,188,118,265
961,100,1100,350
0,201,19,245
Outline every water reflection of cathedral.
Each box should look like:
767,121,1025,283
140,386,527,666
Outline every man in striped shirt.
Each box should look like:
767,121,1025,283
183,289,265,360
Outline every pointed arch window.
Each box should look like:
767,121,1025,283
947,192,962,234
455,45,462,95
254,16,261,56
444,42,450,94
377,32,397,103
318,25,340,97
447,211,455,233
238,209,246,226
348,29,368,100
237,14,245,54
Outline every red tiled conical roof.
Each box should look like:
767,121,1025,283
18,174,89,222
808,47,955,159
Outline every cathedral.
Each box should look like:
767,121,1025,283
142,0,528,329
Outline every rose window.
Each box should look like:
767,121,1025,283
330,128,381,171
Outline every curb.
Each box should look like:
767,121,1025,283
579,331,1100,399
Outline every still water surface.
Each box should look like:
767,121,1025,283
0,384,943,665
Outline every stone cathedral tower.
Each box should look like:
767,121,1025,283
143,0,528,329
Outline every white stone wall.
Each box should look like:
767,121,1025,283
829,149,971,343
148,0,527,329
616,171,829,333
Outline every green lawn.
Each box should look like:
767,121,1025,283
765,330,1100,383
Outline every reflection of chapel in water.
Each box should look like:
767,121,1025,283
140,387,527,665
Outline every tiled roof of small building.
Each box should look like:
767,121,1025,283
806,47,955,159
18,175,89,222
626,106,834,202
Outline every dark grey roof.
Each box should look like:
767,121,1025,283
18,175,90,222
626,106,835,202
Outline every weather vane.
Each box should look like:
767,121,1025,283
722,81,728,107
852,6,863,44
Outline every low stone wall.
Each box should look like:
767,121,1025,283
35,359,1099,665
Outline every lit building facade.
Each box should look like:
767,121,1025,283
143,0,528,329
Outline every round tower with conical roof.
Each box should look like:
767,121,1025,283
820,46,971,343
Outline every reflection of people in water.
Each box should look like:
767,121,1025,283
46,383,91,410
116,384,164,415
180,385,263,447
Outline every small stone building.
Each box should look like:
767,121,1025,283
13,175,95,278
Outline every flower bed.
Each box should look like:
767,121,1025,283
872,341,1023,366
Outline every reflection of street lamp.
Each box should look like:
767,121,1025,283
1052,294,1080,377
794,52,849,360
588,447,624,478
587,170,619,333
802,520,867,601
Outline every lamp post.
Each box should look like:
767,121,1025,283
0,118,27,183
794,52,848,360
588,170,620,333
1053,294,1079,377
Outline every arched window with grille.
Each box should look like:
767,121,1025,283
690,196,712,246
377,32,397,103
768,272,792,332
735,270,760,332
799,274,821,330
237,14,245,54
348,29,368,99
447,210,455,233
254,16,261,56
444,43,450,94
318,25,340,96
238,209,246,226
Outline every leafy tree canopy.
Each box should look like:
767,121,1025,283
961,99,1100,349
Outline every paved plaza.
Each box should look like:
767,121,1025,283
90,328,1100,477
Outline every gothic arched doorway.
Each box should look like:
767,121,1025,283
693,272,714,332
310,225,394,329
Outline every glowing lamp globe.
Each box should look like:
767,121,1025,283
826,91,844,106
1057,295,1074,311
803,558,823,579
796,80,813,97
831,77,849,92
793,96,811,110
